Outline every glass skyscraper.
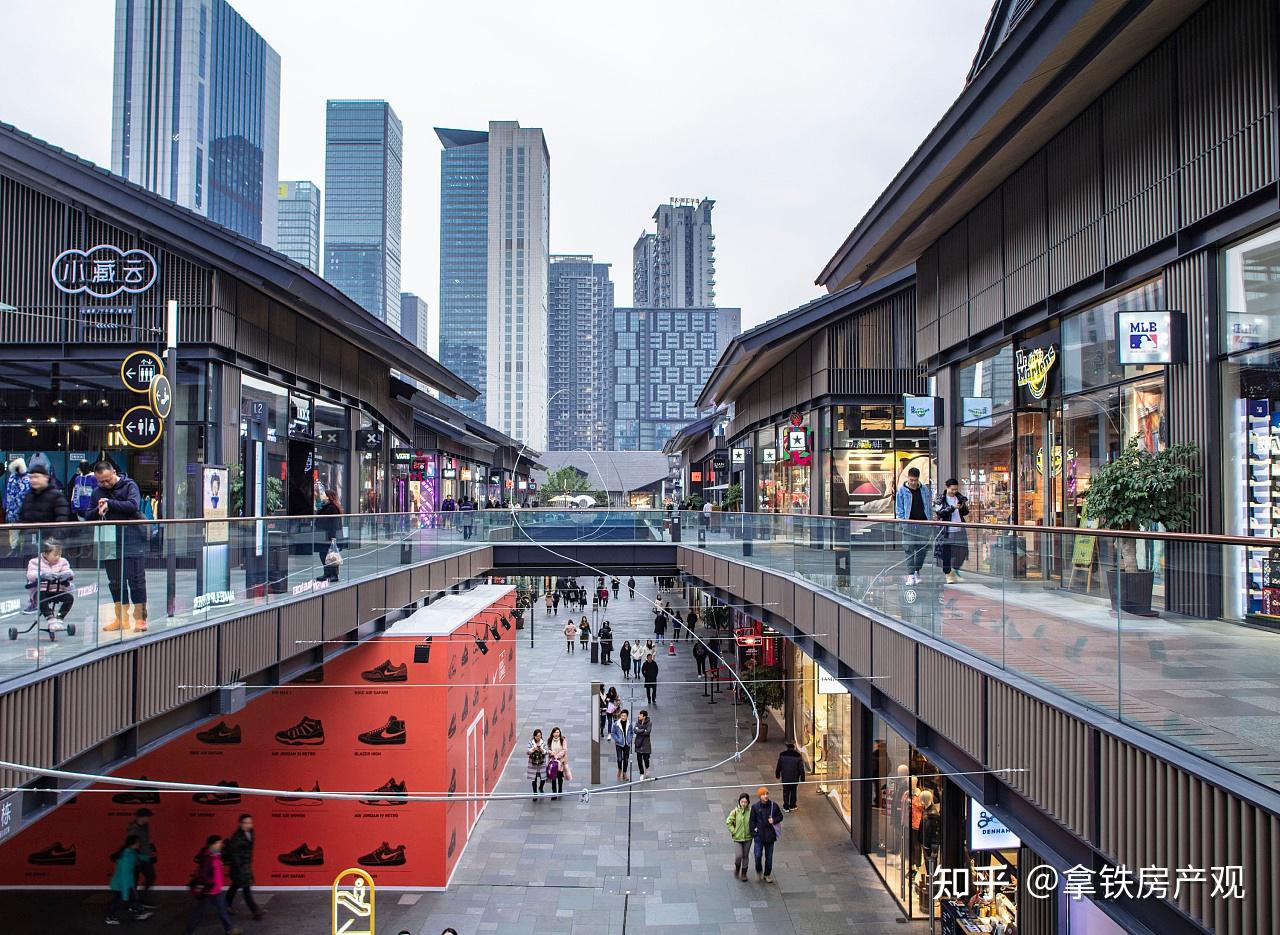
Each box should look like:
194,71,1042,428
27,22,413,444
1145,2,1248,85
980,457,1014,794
437,122,550,447
276,180,320,273
548,255,614,450
111,0,280,245
324,100,402,328
611,306,740,450
632,199,717,308
399,292,430,355
436,127,490,424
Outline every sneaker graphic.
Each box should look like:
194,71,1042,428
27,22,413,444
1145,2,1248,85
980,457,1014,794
472,685,480,707
460,693,468,721
357,841,406,867
360,777,407,806
460,646,469,668
296,666,324,684
361,660,407,683
447,829,457,858
500,693,507,714
111,778,159,805
192,780,241,806
448,658,458,679
448,769,457,795
277,843,324,867
275,716,324,746
492,750,499,774
274,781,323,806
196,721,241,745
447,715,457,739
357,715,406,746
27,842,75,866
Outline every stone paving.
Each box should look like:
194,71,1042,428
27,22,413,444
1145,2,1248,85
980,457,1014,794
0,577,924,934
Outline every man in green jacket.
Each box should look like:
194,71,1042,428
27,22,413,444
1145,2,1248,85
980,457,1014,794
725,793,753,881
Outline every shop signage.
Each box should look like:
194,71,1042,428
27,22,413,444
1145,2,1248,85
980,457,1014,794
391,449,414,464
120,350,163,393
489,472,501,484
731,447,746,464
1116,309,1186,365
289,394,313,437
460,467,472,481
969,799,1021,852
80,306,135,332
761,449,777,463
518,480,527,490
1227,314,1268,353
442,467,457,479
149,374,172,421
691,470,703,482
1015,343,1058,401
961,397,993,427
711,454,728,473
816,666,847,695
903,396,943,428
528,480,538,491
355,428,384,452
52,245,159,298
848,439,889,450
119,405,162,448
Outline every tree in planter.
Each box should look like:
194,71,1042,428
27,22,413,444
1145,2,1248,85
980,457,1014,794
1084,440,1200,612
741,663,785,741
723,483,743,511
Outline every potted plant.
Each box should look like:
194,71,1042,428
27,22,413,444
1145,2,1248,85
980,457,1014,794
723,483,743,511
1083,440,1200,615
741,663,785,741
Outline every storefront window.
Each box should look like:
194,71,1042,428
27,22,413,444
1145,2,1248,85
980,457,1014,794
793,649,851,826
1061,280,1164,393
957,344,1015,410
357,413,386,513
828,405,932,517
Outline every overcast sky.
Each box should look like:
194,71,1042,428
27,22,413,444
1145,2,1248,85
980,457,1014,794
1,0,991,334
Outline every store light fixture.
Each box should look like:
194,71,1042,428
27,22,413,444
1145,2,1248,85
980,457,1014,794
488,623,502,642
72,424,81,432
473,632,489,655
25,417,32,424
48,417,56,423
500,614,512,631
99,398,108,407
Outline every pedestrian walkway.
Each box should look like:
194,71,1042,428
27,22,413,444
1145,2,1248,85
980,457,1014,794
0,577,924,934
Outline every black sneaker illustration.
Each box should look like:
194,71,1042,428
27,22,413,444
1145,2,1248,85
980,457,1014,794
278,843,324,867
296,666,324,684
360,777,407,806
111,778,159,805
447,829,457,858
460,646,469,668
448,714,457,739
473,685,480,707
491,750,499,774
448,769,457,795
358,841,406,867
484,713,491,737
192,780,241,806
362,660,407,683
275,782,322,806
460,693,469,721
358,715,406,746
196,721,241,745
275,716,324,745
27,842,75,866
500,692,507,714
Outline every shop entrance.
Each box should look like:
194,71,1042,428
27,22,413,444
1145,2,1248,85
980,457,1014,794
1012,411,1063,580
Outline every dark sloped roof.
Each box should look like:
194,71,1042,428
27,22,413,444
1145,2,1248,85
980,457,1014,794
968,0,1042,83
0,121,477,401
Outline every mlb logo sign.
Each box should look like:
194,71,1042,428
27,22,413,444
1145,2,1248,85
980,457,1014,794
1117,310,1182,365
1129,332,1158,350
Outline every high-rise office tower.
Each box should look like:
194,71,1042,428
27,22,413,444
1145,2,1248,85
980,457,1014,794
547,256,614,451
399,292,430,355
324,100,402,328
111,0,281,245
437,121,550,447
631,198,716,308
276,181,321,273
611,306,740,450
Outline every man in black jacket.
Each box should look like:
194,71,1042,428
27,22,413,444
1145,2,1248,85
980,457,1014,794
641,653,659,705
18,464,70,526
225,814,264,920
775,742,807,812
749,786,784,883
81,460,148,632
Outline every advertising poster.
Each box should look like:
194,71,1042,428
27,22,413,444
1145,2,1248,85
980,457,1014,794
0,592,517,888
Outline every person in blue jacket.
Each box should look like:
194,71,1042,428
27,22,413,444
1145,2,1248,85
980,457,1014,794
893,467,934,586
81,460,148,632
610,708,635,781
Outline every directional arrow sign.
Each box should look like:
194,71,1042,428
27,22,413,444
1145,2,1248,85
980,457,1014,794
149,373,173,420
120,350,164,394
119,405,163,448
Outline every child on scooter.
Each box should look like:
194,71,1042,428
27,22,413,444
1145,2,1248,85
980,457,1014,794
26,537,75,628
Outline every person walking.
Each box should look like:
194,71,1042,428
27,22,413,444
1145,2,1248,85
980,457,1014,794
775,742,807,812
627,575,636,598
633,710,653,779
894,467,933,586
750,787,785,883
597,685,610,738
725,793,753,882
126,807,158,908
653,605,667,644
619,640,633,680
106,835,152,924
599,620,614,665
578,616,590,651
224,814,264,920
527,729,548,797
604,687,620,735
18,463,70,528
685,607,699,642
933,478,970,584
611,576,620,600
663,601,677,640
610,709,634,781
551,589,561,615
81,460,149,632
598,584,610,609
563,618,577,653
546,727,570,798
641,653,659,705
314,488,343,584
693,640,709,678
183,834,240,935
632,642,646,680
459,496,476,540
545,591,554,616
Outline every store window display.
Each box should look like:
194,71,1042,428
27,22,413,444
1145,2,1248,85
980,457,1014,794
828,405,932,517
793,650,851,825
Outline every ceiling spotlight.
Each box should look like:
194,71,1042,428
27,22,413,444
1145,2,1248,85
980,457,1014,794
473,635,489,656
99,398,108,407
25,417,32,424
80,398,89,406
48,417,56,423
72,424,81,432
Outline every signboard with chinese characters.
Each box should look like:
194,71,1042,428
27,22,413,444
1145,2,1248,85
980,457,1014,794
1116,310,1186,365
52,246,159,298
903,396,943,428
969,798,1021,851
961,397,993,427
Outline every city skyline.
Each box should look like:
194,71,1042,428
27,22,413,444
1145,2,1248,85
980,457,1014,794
5,1,993,332
547,254,614,450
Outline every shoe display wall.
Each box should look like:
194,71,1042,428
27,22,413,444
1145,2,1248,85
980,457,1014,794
0,585,520,890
